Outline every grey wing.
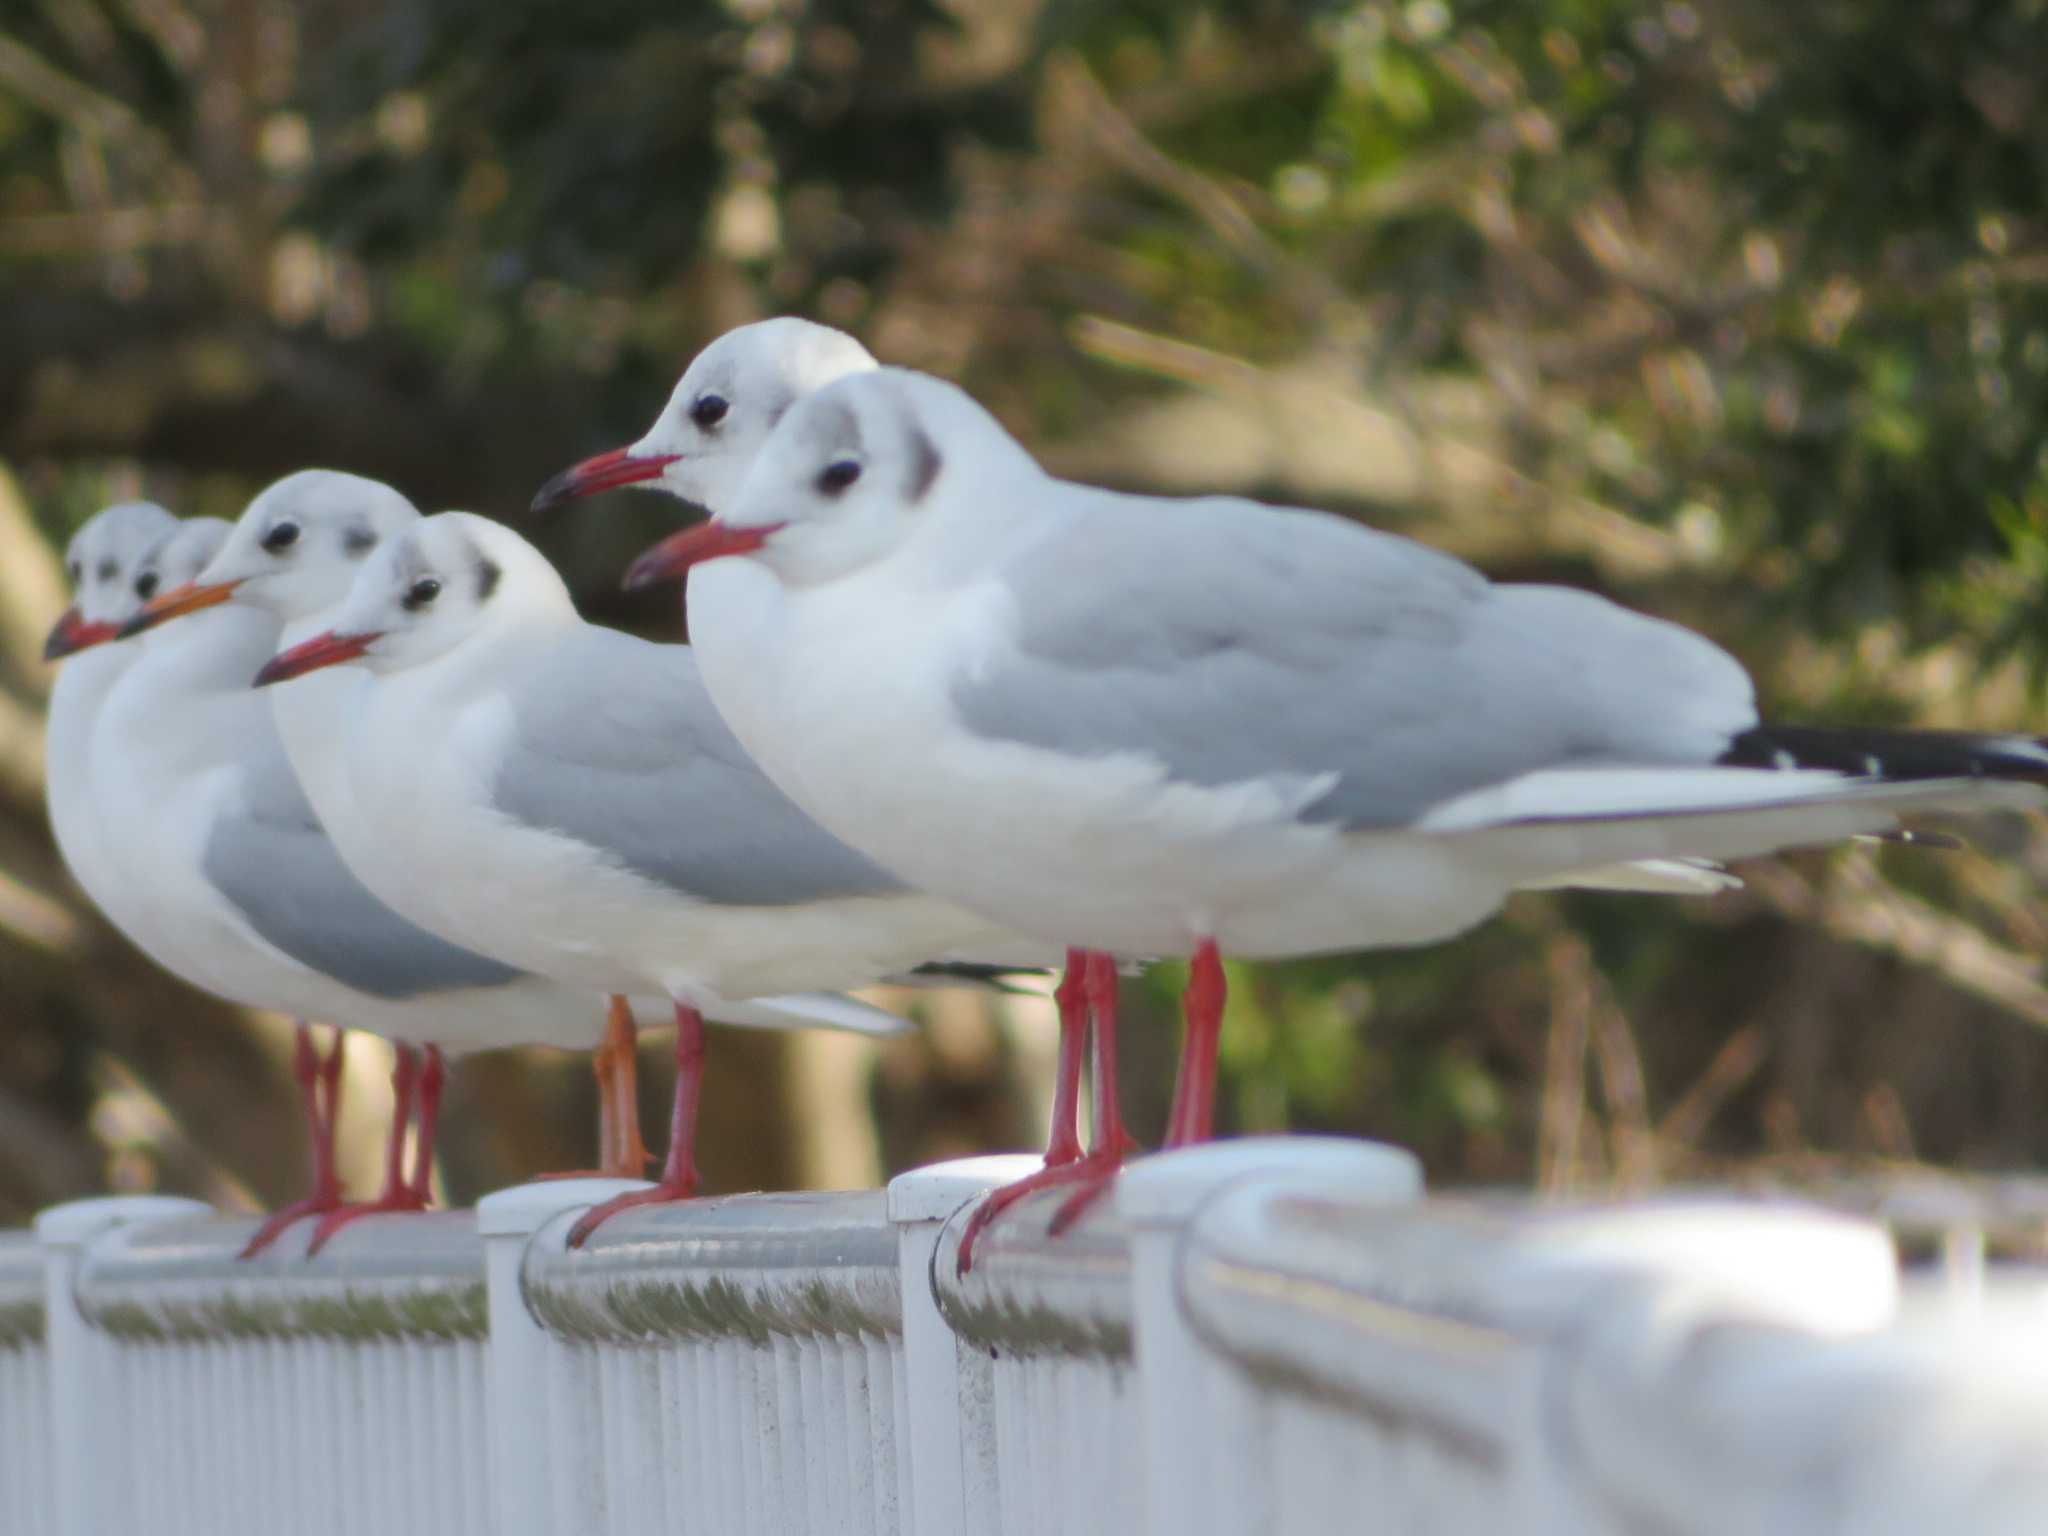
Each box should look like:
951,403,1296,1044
493,629,907,906
206,741,524,999
955,494,1758,830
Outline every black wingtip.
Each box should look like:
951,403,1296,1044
1723,724,2048,785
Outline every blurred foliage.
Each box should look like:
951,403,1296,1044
5,0,2048,1222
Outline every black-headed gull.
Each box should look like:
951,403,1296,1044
630,364,2048,1197
252,510,1049,1243
533,318,1743,1260
533,320,1146,1260
92,506,698,1254
126,470,914,1183
127,471,662,1179
48,510,360,1252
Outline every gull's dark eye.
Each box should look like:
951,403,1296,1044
134,572,159,600
402,576,442,611
689,394,729,430
67,561,81,585
816,459,862,496
261,521,300,553
96,560,118,583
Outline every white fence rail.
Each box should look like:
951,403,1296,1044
4,1137,2046,1535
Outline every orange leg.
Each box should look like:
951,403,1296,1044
596,996,652,1179
568,1003,705,1247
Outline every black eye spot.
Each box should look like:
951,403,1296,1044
134,572,159,600
67,561,81,585
816,459,862,496
689,394,729,430
96,561,117,583
261,521,300,553
402,576,442,611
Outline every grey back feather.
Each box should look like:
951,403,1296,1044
954,494,1757,830
492,627,907,906
205,739,524,997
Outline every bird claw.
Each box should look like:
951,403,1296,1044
303,1188,431,1256
955,1142,1138,1276
565,1174,698,1248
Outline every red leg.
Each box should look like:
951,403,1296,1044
1044,951,1142,1235
305,1043,431,1255
957,949,1140,1274
406,1046,446,1204
1043,950,1090,1168
567,1003,705,1247
240,1023,350,1260
1164,940,1226,1147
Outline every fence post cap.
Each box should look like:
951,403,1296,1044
33,1195,210,1247
476,1178,654,1237
888,1154,1047,1223
1118,1136,1422,1227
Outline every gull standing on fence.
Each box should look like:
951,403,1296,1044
531,319,1151,1261
125,471,925,1191
91,510,685,1256
128,472,664,1181
254,511,1054,1244
628,364,2048,1233
48,512,363,1252
531,317,1740,1260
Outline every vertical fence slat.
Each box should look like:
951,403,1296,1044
35,1195,210,1536
888,1155,1041,1536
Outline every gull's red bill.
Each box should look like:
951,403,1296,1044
622,522,781,591
118,578,243,639
253,630,380,688
530,447,679,514
43,606,118,661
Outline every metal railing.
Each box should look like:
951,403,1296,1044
6,1138,2046,1535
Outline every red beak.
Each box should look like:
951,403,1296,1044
622,521,781,591
530,446,680,513
43,606,118,661
253,630,380,688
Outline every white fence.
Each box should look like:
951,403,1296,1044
5,1136,2047,1535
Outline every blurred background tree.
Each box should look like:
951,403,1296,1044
4,0,2048,1224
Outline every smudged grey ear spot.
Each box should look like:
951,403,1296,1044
906,428,943,503
343,523,378,556
476,558,501,603
810,398,859,454
762,393,791,434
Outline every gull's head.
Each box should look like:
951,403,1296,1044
184,470,422,628
624,367,1020,591
133,517,233,617
256,512,560,687
530,317,878,517
46,501,180,658
125,470,418,640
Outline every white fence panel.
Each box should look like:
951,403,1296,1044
0,1230,53,1536
928,1176,1141,1536
66,1206,491,1536
488,1181,907,1536
10,1151,2048,1534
